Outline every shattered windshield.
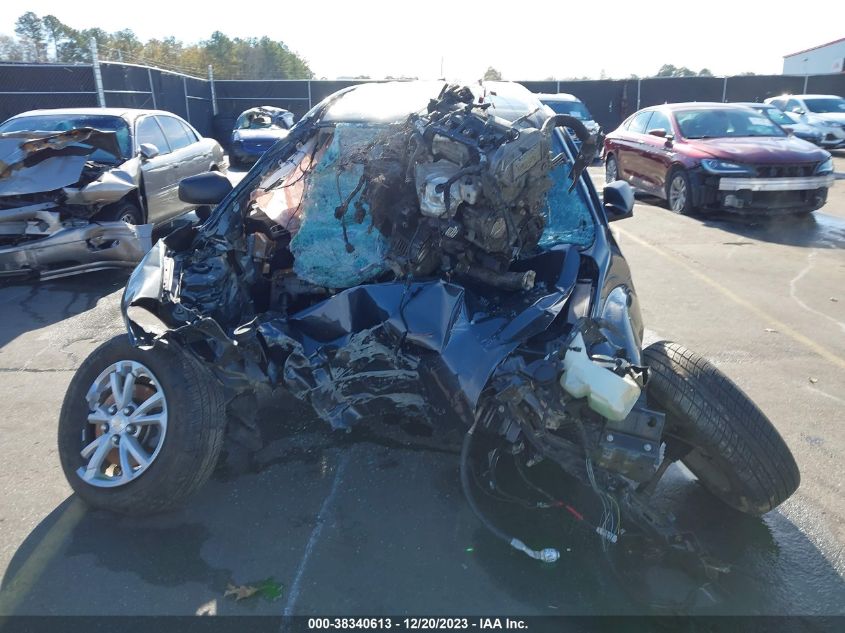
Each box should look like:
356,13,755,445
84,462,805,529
236,111,285,130
241,120,594,289
0,114,131,161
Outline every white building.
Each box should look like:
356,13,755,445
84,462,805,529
783,38,845,75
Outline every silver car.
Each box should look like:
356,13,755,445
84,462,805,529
764,94,845,149
0,108,227,280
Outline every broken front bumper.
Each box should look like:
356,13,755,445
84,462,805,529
0,221,153,280
711,174,834,214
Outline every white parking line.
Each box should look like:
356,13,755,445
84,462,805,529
282,449,351,617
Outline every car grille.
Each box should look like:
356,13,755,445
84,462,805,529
753,163,817,178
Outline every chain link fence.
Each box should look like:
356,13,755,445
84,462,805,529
2,49,845,144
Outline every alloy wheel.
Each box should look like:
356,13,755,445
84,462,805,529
78,360,168,488
606,156,618,183
669,175,687,213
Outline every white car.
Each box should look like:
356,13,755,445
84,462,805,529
765,94,845,149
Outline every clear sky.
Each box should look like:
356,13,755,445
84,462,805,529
1,1,842,80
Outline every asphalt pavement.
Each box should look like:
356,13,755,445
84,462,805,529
0,157,844,617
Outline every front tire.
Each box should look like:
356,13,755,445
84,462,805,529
666,169,694,215
58,335,227,515
605,154,619,183
644,341,799,515
96,199,144,225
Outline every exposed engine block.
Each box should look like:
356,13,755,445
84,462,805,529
340,85,556,290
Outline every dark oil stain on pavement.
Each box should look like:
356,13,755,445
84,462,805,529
64,513,232,592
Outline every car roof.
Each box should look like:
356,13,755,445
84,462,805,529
536,92,581,102
5,108,186,123
733,102,773,108
768,94,842,100
323,80,546,125
658,102,756,111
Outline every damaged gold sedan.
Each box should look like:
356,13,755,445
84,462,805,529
0,108,226,280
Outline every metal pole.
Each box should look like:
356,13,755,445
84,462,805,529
90,38,106,107
557,80,561,94
636,78,641,110
208,65,218,116
803,73,809,93
183,76,190,121
307,80,312,111
147,67,157,109
722,76,728,102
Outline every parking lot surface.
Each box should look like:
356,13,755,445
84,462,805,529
1,158,844,616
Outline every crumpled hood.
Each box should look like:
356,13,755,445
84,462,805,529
0,127,125,197
685,136,829,163
232,128,289,143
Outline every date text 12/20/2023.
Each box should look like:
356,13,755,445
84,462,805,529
307,618,528,630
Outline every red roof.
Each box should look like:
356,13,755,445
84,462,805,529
784,37,845,58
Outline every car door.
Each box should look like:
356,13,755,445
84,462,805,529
136,115,177,223
165,115,214,178
638,110,676,195
615,111,653,189
153,115,210,218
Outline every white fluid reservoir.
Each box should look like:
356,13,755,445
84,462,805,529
560,333,641,422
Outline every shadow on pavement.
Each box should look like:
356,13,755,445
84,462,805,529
2,408,844,616
0,269,129,350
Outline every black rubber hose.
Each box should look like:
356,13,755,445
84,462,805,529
460,422,512,544
541,114,591,145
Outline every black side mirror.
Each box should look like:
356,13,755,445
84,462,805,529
603,181,634,222
178,171,233,206
139,143,160,160
648,128,667,138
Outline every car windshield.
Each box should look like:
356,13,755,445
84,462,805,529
0,114,131,161
758,107,794,126
235,120,594,287
675,108,786,139
543,100,593,121
803,98,845,114
236,111,285,130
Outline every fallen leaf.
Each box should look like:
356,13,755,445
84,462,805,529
809,377,819,384
764,328,778,334
255,577,284,602
225,583,259,601
224,577,284,602
830,297,839,303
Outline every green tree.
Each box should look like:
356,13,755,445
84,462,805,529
14,11,47,61
655,64,696,78
483,66,502,81
2,12,314,79
0,34,23,61
698,68,713,77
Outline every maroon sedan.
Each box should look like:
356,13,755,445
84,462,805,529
603,103,834,214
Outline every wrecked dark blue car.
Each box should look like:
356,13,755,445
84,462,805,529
57,81,799,576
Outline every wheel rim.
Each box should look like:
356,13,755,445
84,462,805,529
669,175,687,212
606,157,618,183
77,360,168,488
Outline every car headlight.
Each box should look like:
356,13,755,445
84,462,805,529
816,157,834,175
700,159,755,175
